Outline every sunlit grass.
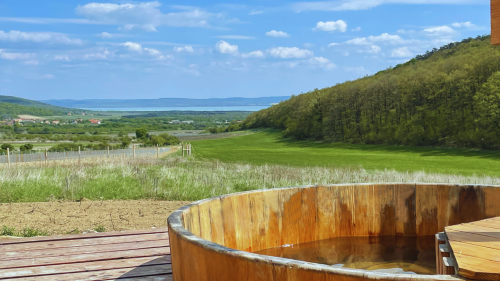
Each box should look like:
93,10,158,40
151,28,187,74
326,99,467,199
2,156,500,203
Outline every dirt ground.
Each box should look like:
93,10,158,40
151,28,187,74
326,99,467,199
0,200,191,235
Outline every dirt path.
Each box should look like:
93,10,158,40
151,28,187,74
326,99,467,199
0,200,190,235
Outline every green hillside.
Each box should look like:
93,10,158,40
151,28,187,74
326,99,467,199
0,102,65,117
0,95,76,113
244,35,500,149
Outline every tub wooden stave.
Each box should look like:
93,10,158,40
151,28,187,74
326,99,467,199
168,183,500,281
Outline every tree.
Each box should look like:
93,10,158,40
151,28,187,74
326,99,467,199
136,128,148,139
120,136,132,148
158,133,180,145
151,135,166,146
1,144,14,151
19,144,33,152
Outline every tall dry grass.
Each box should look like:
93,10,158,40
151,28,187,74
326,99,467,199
1,156,500,203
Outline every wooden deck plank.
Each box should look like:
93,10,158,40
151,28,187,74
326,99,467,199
1,239,170,261
445,216,500,280
0,228,168,245
116,275,172,281
16,264,172,281
450,241,500,263
0,247,170,270
0,233,168,252
0,256,171,279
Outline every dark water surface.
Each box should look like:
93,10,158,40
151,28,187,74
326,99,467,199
254,236,436,275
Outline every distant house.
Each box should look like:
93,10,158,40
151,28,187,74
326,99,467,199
14,119,23,123
22,119,35,123
182,120,194,124
71,121,78,124
5,121,14,126
67,113,72,116
170,120,181,124
44,120,50,124
76,119,83,122
81,113,86,115
52,120,60,124
90,119,102,124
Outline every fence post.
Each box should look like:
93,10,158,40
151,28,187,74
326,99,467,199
6,148,10,167
78,146,81,163
157,144,159,159
133,145,136,159
182,142,184,157
107,146,109,158
45,148,48,166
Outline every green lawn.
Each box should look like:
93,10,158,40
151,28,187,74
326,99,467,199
191,131,500,176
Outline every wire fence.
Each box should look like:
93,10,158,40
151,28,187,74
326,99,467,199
0,146,171,165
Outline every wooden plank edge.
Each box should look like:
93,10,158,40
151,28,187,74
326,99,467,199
0,228,168,245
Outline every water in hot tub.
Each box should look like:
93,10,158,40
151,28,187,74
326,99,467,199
254,236,436,274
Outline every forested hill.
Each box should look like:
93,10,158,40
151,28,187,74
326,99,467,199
243,35,500,149
0,95,86,117
0,95,69,112
0,102,65,117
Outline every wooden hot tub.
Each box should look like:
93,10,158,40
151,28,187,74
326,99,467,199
167,183,500,280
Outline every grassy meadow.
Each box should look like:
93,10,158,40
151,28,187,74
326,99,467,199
192,131,500,176
2,156,500,203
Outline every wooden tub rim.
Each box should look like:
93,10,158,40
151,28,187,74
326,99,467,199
167,183,484,280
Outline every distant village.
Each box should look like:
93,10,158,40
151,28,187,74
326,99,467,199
1,112,103,126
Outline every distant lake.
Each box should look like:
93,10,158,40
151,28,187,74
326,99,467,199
82,106,270,112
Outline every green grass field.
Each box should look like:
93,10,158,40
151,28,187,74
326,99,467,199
192,131,500,176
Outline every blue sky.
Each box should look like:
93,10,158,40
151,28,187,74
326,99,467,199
0,0,490,100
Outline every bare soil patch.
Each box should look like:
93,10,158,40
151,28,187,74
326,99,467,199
0,200,190,235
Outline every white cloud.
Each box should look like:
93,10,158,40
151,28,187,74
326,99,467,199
40,74,54,79
215,35,256,40
352,27,361,31
215,40,238,54
423,25,455,36
242,50,265,58
173,46,194,52
121,41,143,53
97,32,127,38
53,55,71,61
267,47,313,58
391,46,413,57
346,33,408,45
265,30,290,37
308,56,336,69
366,45,381,54
144,48,161,56
98,32,114,38
0,49,35,60
328,43,339,47
0,30,82,44
76,2,218,31
315,20,347,32
83,48,112,60
451,21,474,28
249,11,264,15
292,0,487,12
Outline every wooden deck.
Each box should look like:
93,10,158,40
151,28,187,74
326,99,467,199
0,228,172,280
445,217,500,280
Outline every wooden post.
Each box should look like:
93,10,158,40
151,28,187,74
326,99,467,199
157,144,159,158
44,148,48,166
133,145,136,159
65,151,68,160
107,146,110,158
78,146,81,163
6,148,10,167
182,142,184,157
